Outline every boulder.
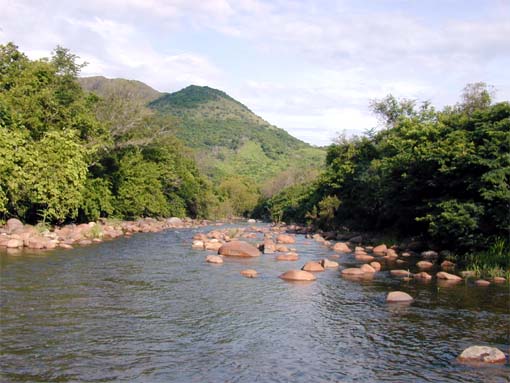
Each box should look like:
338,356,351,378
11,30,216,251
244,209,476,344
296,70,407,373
218,241,260,257
341,267,364,276
370,261,382,271
279,270,316,281
493,277,506,284
206,255,223,264
474,279,490,287
355,254,375,262
372,244,387,254
416,261,434,270
390,269,411,277
276,252,299,261
192,240,205,249
458,346,506,364
436,271,462,281
6,238,23,248
320,259,339,268
205,241,223,251
301,261,325,272
332,242,351,253
440,260,455,270
6,218,23,233
240,269,258,278
384,249,398,258
276,234,295,244
386,291,413,302
247,219,256,223
414,271,432,280
167,217,183,225
360,264,376,273
263,239,276,254
421,250,439,259
312,234,325,242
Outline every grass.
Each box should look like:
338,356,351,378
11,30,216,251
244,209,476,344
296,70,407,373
463,237,510,280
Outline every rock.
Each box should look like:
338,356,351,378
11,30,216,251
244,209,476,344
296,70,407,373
384,249,398,258
390,269,411,277
206,255,223,264
360,264,376,273
493,277,506,284
370,261,382,271
240,269,257,278
373,244,387,254
247,219,256,223
440,260,455,270
332,242,351,253
279,270,316,281
6,218,23,233
458,346,506,364
474,279,490,287
414,271,432,280
59,243,73,249
263,239,276,254
6,238,23,248
355,254,375,262
401,252,412,257
436,271,462,281
312,234,325,242
276,234,295,244
320,259,339,268
275,244,289,252
416,261,434,270
167,217,183,225
341,267,364,276
302,261,325,272
205,241,223,251
348,235,363,243
192,240,205,249
421,250,438,259
386,291,414,302
218,241,260,257
276,252,299,261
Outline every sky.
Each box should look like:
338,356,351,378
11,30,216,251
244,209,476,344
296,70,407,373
1,0,509,146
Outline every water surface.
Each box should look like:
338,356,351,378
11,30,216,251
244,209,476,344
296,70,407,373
1,225,509,382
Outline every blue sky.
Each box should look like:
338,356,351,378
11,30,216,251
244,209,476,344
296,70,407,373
2,0,509,145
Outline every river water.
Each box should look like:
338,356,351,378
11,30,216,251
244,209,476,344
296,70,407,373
1,224,509,382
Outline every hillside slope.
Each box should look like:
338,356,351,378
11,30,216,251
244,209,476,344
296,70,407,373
79,76,162,104
149,85,325,182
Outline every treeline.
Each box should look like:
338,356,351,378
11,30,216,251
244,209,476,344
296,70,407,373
0,43,217,224
257,84,510,255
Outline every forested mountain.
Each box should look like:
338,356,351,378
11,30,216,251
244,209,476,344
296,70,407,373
78,76,161,104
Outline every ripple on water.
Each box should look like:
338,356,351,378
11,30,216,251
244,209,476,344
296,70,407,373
1,224,509,383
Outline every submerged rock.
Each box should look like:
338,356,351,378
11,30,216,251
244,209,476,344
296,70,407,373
341,267,364,276
386,291,413,302
320,259,339,268
436,271,462,281
301,261,325,272
240,269,258,278
276,252,299,261
458,346,506,364
206,255,223,264
279,270,316,281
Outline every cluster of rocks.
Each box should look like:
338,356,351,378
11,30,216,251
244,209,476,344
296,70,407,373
194,224,508,365
1,217,205,253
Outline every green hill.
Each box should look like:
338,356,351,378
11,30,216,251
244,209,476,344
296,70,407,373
148,85,325,183
79,77,325,187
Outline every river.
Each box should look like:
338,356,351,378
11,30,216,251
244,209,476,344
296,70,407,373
1,224,508,382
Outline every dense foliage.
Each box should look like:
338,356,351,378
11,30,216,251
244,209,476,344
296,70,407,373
147,84,326,183
0,43,214,223
260,85,510,255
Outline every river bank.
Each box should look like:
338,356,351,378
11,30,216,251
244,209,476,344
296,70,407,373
0,217,210,253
